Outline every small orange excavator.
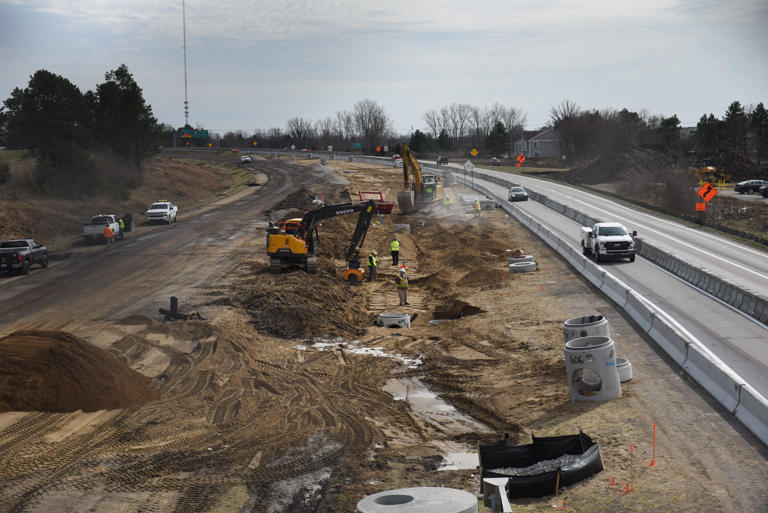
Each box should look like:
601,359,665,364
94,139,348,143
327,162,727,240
266,199,377,282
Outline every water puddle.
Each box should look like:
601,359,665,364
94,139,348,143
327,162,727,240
382,377,492,435
438,450,479,471
294,337,421,368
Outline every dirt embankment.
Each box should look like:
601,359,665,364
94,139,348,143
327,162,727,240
0,154,241,248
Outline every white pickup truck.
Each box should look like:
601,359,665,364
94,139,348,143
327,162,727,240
580,222,637,262
83,214,122,242
145,201,178,224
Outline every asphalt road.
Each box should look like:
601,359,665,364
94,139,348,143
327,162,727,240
451,165,768,302
461,170,768,398
0,158,296,334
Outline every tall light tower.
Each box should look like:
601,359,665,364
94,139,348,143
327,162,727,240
182,0,190,126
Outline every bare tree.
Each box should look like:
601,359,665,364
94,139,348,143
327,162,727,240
353,99,392,153
549,99,581,128
423,110,441,138
336,110,355,140
286,117,313,147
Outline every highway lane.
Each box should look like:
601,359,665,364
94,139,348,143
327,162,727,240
447,164,768,301
465,173,768,398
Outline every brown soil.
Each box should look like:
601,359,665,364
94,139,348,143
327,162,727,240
0,156,766,513
0,154,239,248
0,330,158,412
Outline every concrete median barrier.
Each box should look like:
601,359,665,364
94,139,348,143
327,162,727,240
581,262,606,289
600,273,630,308
646,314,689,367
734,385,768,446
624,291,655,333
683,344,744,413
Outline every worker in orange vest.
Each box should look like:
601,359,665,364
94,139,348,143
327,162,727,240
103,224,115,251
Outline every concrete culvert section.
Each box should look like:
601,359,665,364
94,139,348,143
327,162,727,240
563,315,610,342
0,330,158,412
357,487,477,513
433,299,485,320
564,335,621,401
509,261,536,273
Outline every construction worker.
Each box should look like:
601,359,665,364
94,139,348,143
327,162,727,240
390,237,400,266
118,217,125,240
367,250,378,282
103,224,115,251
474,200,481,218
395,268,409,305
442,196,451,209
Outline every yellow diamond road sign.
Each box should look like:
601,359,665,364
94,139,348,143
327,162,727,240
470,148,478,157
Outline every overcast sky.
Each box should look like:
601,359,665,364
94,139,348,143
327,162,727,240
1,0,767,135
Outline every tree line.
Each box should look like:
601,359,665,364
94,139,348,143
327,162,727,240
548,99,768,171
0,66,159,194
209,100,527,157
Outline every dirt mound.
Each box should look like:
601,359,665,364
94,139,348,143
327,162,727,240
0,330,158,412
565,147,672,185
234,266,369,339
433,299,485,319
457,268,511,288
272,188,318,211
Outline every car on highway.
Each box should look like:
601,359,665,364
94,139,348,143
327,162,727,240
507,186,529,201
0,238,48,275
580,222,636,262
240,155,252,163
760,185,768,198
145,200,178,224
437,156,449,166
734,179,768,194
486,157,501,166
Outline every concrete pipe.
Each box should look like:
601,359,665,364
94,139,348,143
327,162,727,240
394,224,412,233
375,313,411,329
357,487,477,513
508,261,536,273
564,336,621,401
508,255,534,264
616,357,633,382
563,315,610,342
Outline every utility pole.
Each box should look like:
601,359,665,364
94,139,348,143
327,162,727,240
182,0,190,127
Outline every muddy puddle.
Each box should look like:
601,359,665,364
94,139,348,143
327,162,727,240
294,337,422,368
383,376,492,435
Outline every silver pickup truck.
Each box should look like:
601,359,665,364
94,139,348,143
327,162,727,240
580,222,637,262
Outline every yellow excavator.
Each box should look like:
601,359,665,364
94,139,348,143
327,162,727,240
687,158,731,184
266,200,377,282
397,143,443,213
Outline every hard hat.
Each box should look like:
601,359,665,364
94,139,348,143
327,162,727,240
399,268,406,274
373,250,378,254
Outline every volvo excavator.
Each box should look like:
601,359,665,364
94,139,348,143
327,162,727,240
266,200,377,282
397,143,443,213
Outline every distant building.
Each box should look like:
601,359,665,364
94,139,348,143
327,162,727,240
513,128,562,159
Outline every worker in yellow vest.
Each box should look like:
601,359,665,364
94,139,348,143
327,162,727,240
395,268,409,305
367,250,378,282
390,237,400,266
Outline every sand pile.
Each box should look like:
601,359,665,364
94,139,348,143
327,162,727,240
0,330,158,412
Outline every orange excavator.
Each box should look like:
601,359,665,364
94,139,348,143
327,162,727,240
266,199,377,282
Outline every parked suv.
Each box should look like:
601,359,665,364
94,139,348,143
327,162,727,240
734,179,768,194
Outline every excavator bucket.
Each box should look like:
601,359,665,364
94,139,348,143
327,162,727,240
397,190,415,213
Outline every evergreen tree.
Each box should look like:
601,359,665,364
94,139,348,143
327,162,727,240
723,101,748,157
486,121,508,156
437,129,452,151
94,64,159,167
750,103,768,166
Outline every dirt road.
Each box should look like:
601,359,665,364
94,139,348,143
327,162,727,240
0,156,766,512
